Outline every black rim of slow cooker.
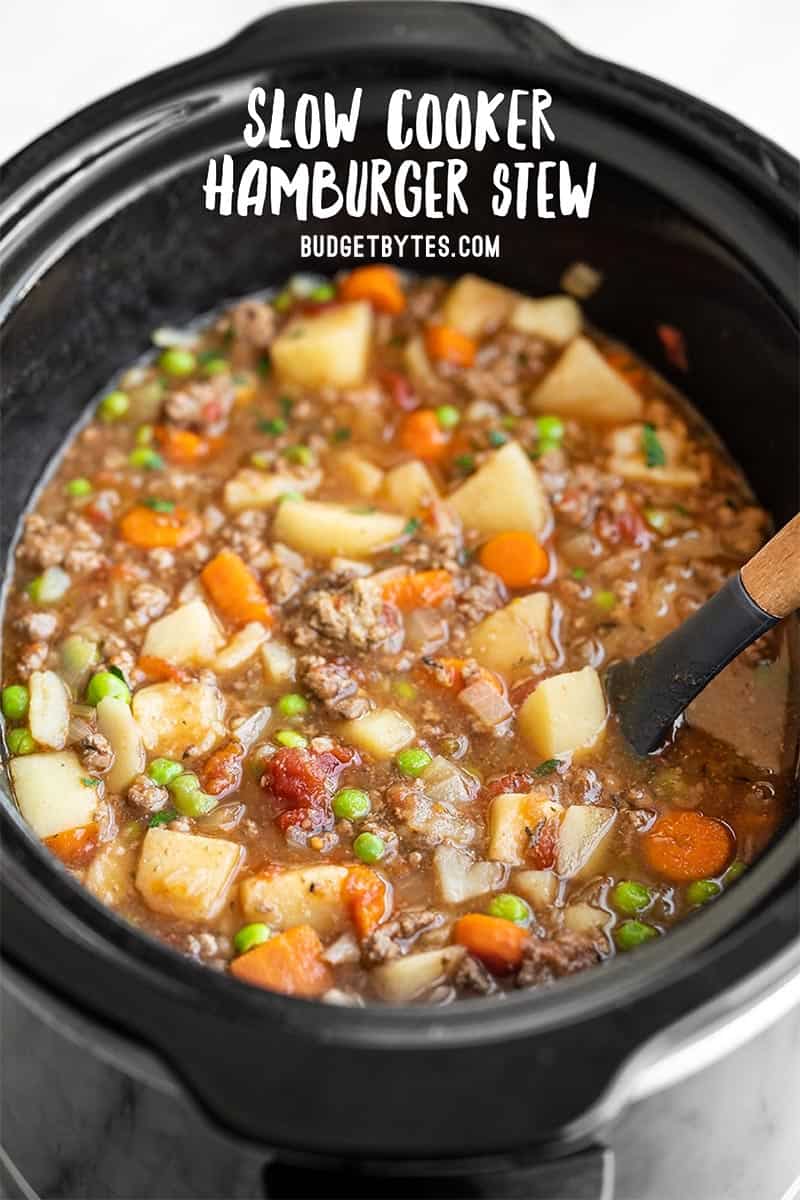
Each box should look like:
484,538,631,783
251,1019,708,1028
1,0,798,1157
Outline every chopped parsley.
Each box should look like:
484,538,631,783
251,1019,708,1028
453,453,476,475
534,759,559,777
332,427,352,443
142,497,175,513
404,517,421,536
107,665,126,682
279,395,294,418
571,566,587,580
81,777,100,788
148,809,177,828
488,430,508,448
642,423,666,468
257,354,271,377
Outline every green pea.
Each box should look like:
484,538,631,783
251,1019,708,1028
283,445,313,466
2,685,29,721
571,567,587,580
435,404,460,430
7,728,35,755
277,693,309,718
259,416,288,436
308,283,336,302
159,348,196,376
168,772,217,817
724,860,747,884
536,437,562,457
65,478,92,498
86,671,131,707
395,747,432,777
234,923,272,955
594,589,617,613
644,507,670,533
353,832,385,864
611,880,652,915
615,920,659,951
536,414,565,442
686,879,722,907
200,356,228,377
27,566,71,604
128,447,164,470
487,893,531,925
98,390,129,421
147,757,184,786
333,787,371,821
274,729,308,749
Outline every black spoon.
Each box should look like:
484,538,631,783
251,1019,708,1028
606,512,800,755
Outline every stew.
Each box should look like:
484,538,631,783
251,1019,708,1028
2,269,794,1004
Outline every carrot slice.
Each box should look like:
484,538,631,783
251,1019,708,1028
119,504,201,549
136,655,185,682
344,866,393,939
154,426,212,464
643,810,734,882
454,913,529,974
479,531,549,588
201,549,272,626
339,265,406,314
398,409,450,461
230,925,333,997
382,569,454,612
45,822,99,866
425,324,477,368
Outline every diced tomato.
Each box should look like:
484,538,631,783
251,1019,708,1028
380,369,418,411
596,499,651,549
657,324,689,372
263,745,360,836
483,771,536,800
527,818,559,870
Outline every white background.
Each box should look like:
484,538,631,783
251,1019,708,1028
1,0,799,163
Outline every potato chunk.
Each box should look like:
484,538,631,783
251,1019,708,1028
512,869,558,911
260,639,296,685
240,865,350,938
334,450,384,498
441,274,517,337
468,593,556,676
213,622,269,673
380,460,439,515
518,667,606,758
339,708,415,759
272,300,373,389
487,791,563,865
141,600,223,667
273,499,406,559
135,827,242,921
433,845,505,904
563,901,611,943
372,946,466,1002
96,696,145,793
447,441,551,537
28,669,70,750
223,467,320,513
556,806,616,878
530,336,643,422
10,751,98,839
509,295,582,345
132,680,226,759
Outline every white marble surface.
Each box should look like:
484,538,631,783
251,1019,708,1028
1,0,799,163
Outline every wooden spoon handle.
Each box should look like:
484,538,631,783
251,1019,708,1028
741,512,800,619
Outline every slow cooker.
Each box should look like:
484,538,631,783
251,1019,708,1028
1,4,798,1197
